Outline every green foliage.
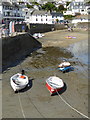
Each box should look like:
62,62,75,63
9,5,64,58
58,5,64,11
56,5,67,13
19,1,24,4
32,2,40,6
56,19,59,23
87,1,90,3
66,2,71,6
27,3,33,8
42,2,56,12
85,1,90,5
64,15,75,20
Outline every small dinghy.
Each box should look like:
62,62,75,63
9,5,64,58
10,70,29,92
46,76,64,95
58,61,72,73
58,62,71,68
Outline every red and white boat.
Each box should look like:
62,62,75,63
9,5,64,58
46,76,64,95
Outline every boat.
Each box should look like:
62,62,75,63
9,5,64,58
33,33,44,38
10,73,29,93
65,36,76,39
58,66,72,73
33,33,39,39
58,62,72,73
58,61,71,68
46,76,64,95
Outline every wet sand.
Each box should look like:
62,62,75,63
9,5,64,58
2,28,89,118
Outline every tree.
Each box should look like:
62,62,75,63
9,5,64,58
56,5,66,13
66,2,71,6
85,1,90,5
58,5,64,11
64,15,75,20
42,2,56,12
32,2,40,6
56,19,59,23
27,3,33,8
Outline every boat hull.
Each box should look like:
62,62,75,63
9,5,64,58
58,66,71,72
46,76,64,95
10,73,29,92
46,83,63,95
10,79,27,92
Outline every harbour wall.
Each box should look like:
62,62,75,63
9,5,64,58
77,22,89,29
15,23,66,34
2,23,66,71
2,33,42,71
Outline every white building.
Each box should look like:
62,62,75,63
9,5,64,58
25,10,52,24
63,10,76,16
51,12,64,23
2,0,21,4
1,2,25,24
63,1,90,15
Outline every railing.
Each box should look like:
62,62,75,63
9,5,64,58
3,16,25,19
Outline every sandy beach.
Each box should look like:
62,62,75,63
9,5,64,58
2,28,89,118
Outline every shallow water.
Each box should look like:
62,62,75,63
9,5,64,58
67,40,88,65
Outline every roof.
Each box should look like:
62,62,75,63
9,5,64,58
51,12,63,16
31,10,51,16
2,2,21,8
2,2,14,7
75,15,89,19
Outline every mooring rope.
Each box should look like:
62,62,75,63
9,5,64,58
56,90,90,119
26,92,45,118
18,92,26,120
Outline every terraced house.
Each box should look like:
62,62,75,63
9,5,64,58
64,0,90,15
25,10,52,24
0,1,25,24
25,9,64,24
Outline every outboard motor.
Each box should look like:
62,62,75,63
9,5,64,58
21,70,25,75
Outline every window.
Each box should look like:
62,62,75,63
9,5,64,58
41,19,43,21
26,17,29,19
3,12,5,16
36,18,38,21
46,19,47,21
81,9,84,11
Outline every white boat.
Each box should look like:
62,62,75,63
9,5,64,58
33,33,44,38
58,62,71,68
37,33,43,38
46,76,64,95
10,73,29,92
33,33,39,38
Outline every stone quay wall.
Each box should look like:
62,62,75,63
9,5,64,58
2,33,42,71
